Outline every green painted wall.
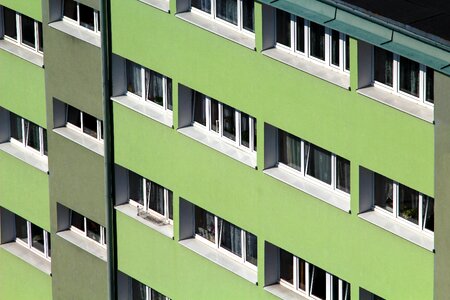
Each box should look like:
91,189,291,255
0,0,42,21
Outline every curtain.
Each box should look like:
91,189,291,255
219,219,241,256
305,142,331,184
191,0,211,13
240,113,250,147
151,290,166,300
126,61,142,96
400,57,419,97
398,184,419,224
310,22,325,60
148,181,165,216
146,70,164,106
222,104,236,140
131,280,146,300
336,156,350,193
216,0,237,25
242,0,254,32
167,78,173,110
9,113,23,142
245,232,257,266
25,121,40,152
279,131,301,171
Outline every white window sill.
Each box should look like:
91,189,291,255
176,12,255,50
179,238,257,284
0,40,44,67
178,126,257,168
57,230,107,261
358,86,433,123
265,284,309,300
48,21,101,48
115,203,173,239
0,142,48,173
359,210,434,251
0,242,51,275
139,0,170,12
264,167,350,212
53,127,104,156
262,48,350,90
111,95,173,128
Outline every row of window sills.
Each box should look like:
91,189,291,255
0,39,44,67
0,142,48,173
53,127,104,156
265,284,309,300
0,242,51,275
56,230,107,261
48,20,101,48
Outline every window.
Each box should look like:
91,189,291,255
373,172,434,233
69,210,106,246
1,6,43,53
275,9,349,72
128,171,173,225
66,105,103,141
126,60,173,112
191,0,254,33
373,46,434,105
9,112,48,156
279,248,350,300
14,215,51,260
194,205,257,268
130,278,171,300
192,90,257,152
278,129,350,194
62,0,100,33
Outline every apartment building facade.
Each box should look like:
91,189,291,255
0,0,449,299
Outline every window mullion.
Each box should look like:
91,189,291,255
340,33,345,71
206,97,211,131
219,103,223,137
144,178,149,210
418,194,423,229
164,189,169,219
305,261,310,295
214,216,219,248
325,28,330,66
27,221,32,248
21,118,26,147
241,230,246,262
162,77,168,110
16,14,21,43
83,217,87,237
39,127,44,155
80,112,84,132
326,273,331,300
77,3,81,25
249,117,254,151
305,21,310,58
235,111,241,146
300,140,305,175
393,54,399,93
44,231,49,258
293,256,299,290
331,154,336,189
420,65,426,103
141,67,146,100
291,15,295,51
393,182,399,218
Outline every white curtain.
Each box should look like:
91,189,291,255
127,61,142,96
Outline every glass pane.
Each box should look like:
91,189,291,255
148,181,165,216
253,119,257,151
304,142,331,184
191,0,211,13
310,22,325,60
279,248,293,284
126,61,142,96
4,7,17,39
63,0,77,21
38,22,43,52
79,3,95,31
146,70,164,106
245,232,257,266
82,113,98,138
131,279,147,300
21,15,36,48
426,67,434,104
151,289,166,300
342,280,351,300
67,106,81,128
310,265,326,300
422,196,434,232
242,0,254,32
15,215,28,244
210,99,219,133
216,0,237,25
10,113,23,142
43,129,48,155
332,276,339,300
399,56,420,97
219,218,242,257
278,130,301,171
276,9,290,47
336,156,350,193
345,35,350,71
193,91,206,126
374,47,393,86
168,191,173,220
298,258,306,291
31,223,45,253
296,17,305,52
374,173,393,213
195,206,215,243
167,78,173,110
331,30,340,66
222,104,236,141
129,171,144,205
86,219,101,243
25,121,40,152
70,210,85,231
47,234,51,257
240,113,250,148
398,184,419,224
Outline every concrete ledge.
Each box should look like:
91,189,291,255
57,230,107,261
1,242,51,275
264,284,309,300
49,21,101,48
139,0,170,13
0,142,48,173
0,40,44,67
53,127,104,156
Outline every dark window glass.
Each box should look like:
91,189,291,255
279,248,293,284
222,104,236,141
278,130,301,171
253,119,257,151
374,47,393,86
399,56,420,97
374,173,393,213
146,70,164,106
67,106,81,128
210,99,219,133
310,265,326,300
79,3,94,31
21,15,35,48
423,196,434,232
47,234,51,257
148,181,165,216
345,35,350,71
193,91,206,126
167,78,173,110
131,279,146,300
63,0,77,21
97,12,101,32
336,156,350,193
331,30,340,66
86,219,101,243
25,121,40,152
70,210,85,231
43,129,48,155
242,0,254,32
276,9,290,47
298,259,306,291
296,17,305,52
304,142,331,184
15,215,28,244
10,113,23,142
126,61,142,96
245,232,257,266
191,0,211,13
426,67,434,104
168,191,173,220
151,289,166,300
342,280,351,300
129,171,144,205
195,206,215,243
240,113,250,148
398,184,419,225
219,218,242,257
31,223,45,253
82,113,98,138
4,7,17,39
310,22,325,60
38,22,43,52
332,276,339,300
216,0,237,25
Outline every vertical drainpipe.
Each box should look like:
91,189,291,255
100,0,116,298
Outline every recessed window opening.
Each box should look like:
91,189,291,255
62,0,100,33
14,214,51,260
65,105,103,141
9,112,48,156
69,210,106,246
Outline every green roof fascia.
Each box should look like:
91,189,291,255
262,0,336,24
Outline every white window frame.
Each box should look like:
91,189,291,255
65,106,103,142
9,114,47,156
1,7,43,54
276,130,350,196
192,93,257,153
372,48,433,106
275,12,349,73
62,0,100,34
69,211,107,247
15,219,51,261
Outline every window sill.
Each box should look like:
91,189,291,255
0,142,48,173
111,95,173,128
48,21,101,48
53,127,104,156
358,86,433,123
179,238,257,284
0,40,43,67
263,167,350,212
115,203,173,239
176,12,255,50
0,242,51,275
265,284,309,300
359,210,434,251
178,126,257,168
57,230,107,261
139,0,170,12
262,48,350,90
